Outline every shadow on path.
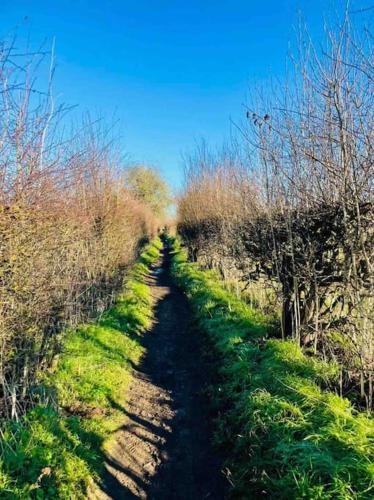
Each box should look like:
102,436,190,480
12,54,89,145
90,247,226,500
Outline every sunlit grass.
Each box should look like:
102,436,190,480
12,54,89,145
168,235,374,499
0,237,162,499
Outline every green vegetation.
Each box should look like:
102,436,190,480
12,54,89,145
0,238,162,499
126,165,171,218
168,236,374,499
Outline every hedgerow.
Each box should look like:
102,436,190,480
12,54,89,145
0,238,162,499
178,16,374,408
168,236,374,499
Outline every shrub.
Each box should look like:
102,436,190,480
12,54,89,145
0,239,162,498
169,236,374,499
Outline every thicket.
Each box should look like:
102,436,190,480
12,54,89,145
178,15,374,408
0,238,162,498
0,40,163,419
169,236,374,499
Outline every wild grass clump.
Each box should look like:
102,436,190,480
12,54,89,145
169,236,374,499
0,238,161,499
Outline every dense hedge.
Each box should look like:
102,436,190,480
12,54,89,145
0,238,162,498
169,236,374,499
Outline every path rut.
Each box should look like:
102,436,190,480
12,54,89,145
90,247,225,499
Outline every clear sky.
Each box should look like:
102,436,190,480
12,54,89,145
0,1,370,191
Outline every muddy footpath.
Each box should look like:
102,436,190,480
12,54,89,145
90,247,226,500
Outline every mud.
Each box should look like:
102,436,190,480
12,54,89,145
90,247,225,500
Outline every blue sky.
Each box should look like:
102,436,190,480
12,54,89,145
0,1,369,191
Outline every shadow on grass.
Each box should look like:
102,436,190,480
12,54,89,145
168,237,374,499
0,240,163,499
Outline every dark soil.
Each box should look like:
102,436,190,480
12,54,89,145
90,247,226,500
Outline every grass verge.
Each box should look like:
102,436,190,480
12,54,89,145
0,237,162,499
168,236,374,499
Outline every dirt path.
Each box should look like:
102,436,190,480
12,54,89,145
91,247,226,499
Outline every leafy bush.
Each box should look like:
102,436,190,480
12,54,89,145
169,236,374,499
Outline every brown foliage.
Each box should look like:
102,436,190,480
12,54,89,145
0,41,159,418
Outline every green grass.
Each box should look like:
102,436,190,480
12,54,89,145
168,236,374,499
0,237,162,499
